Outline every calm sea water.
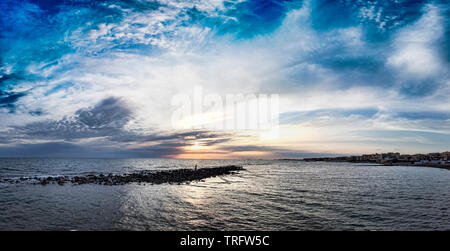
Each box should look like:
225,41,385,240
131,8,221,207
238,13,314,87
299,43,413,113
0,158,449,230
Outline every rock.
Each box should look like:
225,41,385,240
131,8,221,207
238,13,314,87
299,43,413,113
0,165,244,186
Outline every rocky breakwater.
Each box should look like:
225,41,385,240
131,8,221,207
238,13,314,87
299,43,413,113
0,165,245,186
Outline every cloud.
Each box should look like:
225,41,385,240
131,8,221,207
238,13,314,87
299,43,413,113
0,136,11,144
13,97,132,140
0,141,183,158
218,144,340,158
0,0,449,156
10,96,231,143
0,96,237,157
394,111,450,121
0,89,27,112
280,107,380,124
0,142,86,157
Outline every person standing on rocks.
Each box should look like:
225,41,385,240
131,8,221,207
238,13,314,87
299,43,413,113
194,164,197,171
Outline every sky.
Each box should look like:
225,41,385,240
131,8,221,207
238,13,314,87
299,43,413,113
0,0,449,158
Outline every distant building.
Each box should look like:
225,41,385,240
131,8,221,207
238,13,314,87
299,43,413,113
303,151,450,166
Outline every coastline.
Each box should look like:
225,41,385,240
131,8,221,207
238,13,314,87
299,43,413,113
296,159,450,171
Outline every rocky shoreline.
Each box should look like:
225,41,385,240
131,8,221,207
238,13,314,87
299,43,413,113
0,165,244,186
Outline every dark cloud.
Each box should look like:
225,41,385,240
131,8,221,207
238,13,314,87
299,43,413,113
0,97,234,157
108,130,233,145
75,97,131,129
398,78,440,97
201,137,233,146
0,73,23,86
0,142,86,157
125,142,185,158
14,97,132,140
0,89,26,112
0,141,180,158
0,136,11,144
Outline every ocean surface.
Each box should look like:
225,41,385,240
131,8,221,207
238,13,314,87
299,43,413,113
0,158,449,231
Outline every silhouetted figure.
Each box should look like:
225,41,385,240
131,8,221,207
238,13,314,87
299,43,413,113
194,164,198,171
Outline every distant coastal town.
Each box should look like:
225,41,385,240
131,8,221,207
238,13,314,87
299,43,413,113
301,151,450,170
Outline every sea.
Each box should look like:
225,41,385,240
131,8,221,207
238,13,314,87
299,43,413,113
0,158,449,230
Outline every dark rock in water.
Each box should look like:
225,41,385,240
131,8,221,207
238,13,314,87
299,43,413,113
57,178,65,186
1,165,244,186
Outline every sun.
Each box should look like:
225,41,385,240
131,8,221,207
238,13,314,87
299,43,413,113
189,142,204,150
